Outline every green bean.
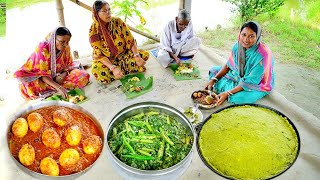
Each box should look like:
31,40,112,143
160,128,174,146
122,134,135,154
141,147,155,152
137,149,152,156
157,140,165,159
125,121,134,134
130,138,153,144
131,134,157,139
115,144,124,155
146,111,159,116
123,154,154,160
128,121,145,127
132,113,145,119
145,117,153,133
185,135,191,145
112,127,117,138
166,115,170,124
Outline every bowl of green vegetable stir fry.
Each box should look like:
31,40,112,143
106,102,195,180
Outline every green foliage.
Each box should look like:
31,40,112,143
0,3,5,37
6,0,53,10
223,0,285,21
110,0,149,32
260,17,320,69
142,0,176,10
305,0,320,27
197,16,320,70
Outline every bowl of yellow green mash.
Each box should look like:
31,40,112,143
196,104,300,180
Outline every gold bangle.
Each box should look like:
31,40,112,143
56,85,62,91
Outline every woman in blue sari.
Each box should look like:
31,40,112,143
205,21,275,105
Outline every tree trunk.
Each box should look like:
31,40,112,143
56,0,65,26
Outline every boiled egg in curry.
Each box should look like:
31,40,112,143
83,135,102,155
65,125,82,146
12,118,28,138
27,112,44,133
52,108,72,127
18,144,35,166
40,157,59,176
59,148,80,167
42,129,61,148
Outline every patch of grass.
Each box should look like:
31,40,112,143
197,27,238,51
6,0,53,10
262,18,320,69
197,17,320,70
198,0,320,70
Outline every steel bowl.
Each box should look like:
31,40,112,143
6,101,104,179
195,104,301,180
106,101,195,180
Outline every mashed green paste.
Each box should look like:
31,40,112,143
199,105,299,180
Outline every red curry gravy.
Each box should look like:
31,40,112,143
7,106,103,176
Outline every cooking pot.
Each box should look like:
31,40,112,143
106,101,195,180
6,101,104,179
195,104,300,180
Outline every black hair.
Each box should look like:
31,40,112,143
56,27,72,37
94,0,108,12
240,21,258,35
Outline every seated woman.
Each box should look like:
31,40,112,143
90,0,149,84
205,21,275,105
14,27,90,100
157,9,201,68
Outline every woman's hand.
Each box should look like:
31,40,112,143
135,56,146,67
112,67,124,79
55,72,67,84
216,92,229,106
205,79,216,90
56,86,68,99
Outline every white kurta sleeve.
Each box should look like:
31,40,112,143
160,22,173,53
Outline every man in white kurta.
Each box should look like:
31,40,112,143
157,9,201,68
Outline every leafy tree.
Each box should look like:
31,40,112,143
110,0,150,33
0,1,5,36
223,0,285,21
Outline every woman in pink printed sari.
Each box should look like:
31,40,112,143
14,27,90,100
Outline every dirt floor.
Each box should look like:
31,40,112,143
207,47,320,119
1,44,319,179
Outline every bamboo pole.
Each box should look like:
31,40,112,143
68,0,159,42
56,0,65,26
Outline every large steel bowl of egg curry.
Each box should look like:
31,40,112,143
195,104,300,180
6,101,104,179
